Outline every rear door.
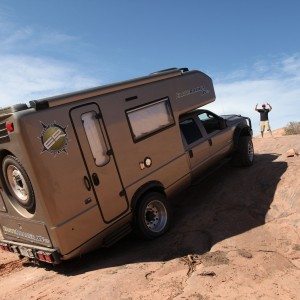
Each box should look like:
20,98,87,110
179,117,213,179
70,103,128,223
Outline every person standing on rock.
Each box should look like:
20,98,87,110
255,103,273,138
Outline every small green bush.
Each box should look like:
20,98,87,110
284,121,300,135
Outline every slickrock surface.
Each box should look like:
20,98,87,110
1,134,299,299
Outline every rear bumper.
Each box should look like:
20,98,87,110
0,239,61,264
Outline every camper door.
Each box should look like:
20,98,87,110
70,103,128,223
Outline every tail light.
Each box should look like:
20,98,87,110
36,251,55,263
0,243,13,252
5,122,14,133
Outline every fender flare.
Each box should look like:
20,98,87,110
130,181,165,211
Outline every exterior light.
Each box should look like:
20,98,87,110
6,122,14,133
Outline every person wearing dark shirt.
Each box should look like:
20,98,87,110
255,103,273,137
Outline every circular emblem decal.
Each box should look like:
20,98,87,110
39,122,68,155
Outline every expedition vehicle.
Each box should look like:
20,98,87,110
0,68,253,264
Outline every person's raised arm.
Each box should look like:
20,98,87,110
255,103,259,111
267,102,272,111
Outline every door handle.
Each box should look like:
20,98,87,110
188,149,193,158
208,138,212,146
83,176,92,191
92,173,100,186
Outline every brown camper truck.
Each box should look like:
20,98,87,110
0,68,253,264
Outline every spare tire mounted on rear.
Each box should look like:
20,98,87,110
2,155,35,214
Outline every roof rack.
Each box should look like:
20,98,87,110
150,67,189,75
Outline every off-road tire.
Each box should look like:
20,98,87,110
135,192,171,239
231,136,254,167
2,155,35,213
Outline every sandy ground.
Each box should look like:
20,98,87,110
0,133,299,300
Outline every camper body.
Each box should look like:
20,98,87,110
0,68,253,264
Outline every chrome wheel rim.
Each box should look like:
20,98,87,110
248,141,254,162
6,165,29,204
144,200,167,233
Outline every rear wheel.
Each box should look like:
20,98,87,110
2,155,35,214
135,192,171,239
232,136,254,167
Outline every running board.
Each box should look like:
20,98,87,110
103,223,132,247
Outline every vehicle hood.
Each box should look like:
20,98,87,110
221,114,248,126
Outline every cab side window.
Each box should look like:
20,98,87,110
198,112,221,134
180,118,203,145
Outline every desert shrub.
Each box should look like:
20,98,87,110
284,121,300,135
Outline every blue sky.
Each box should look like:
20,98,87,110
0,0,299,132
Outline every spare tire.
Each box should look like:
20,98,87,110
2,155,35,213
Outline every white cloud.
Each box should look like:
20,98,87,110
0,13,99,108
206,55,300,133
282,54,300,77
0,27,33,48
0,55,99,107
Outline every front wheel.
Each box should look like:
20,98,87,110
135,192,171,239
232,136,254,167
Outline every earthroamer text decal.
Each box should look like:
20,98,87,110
2,226,51,246
176,86,210,99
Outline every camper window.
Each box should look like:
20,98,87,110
126,98,174,141
81,111,110,166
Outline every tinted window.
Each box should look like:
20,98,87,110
198,112,221,134
180,118,203,145
127,98,174,141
